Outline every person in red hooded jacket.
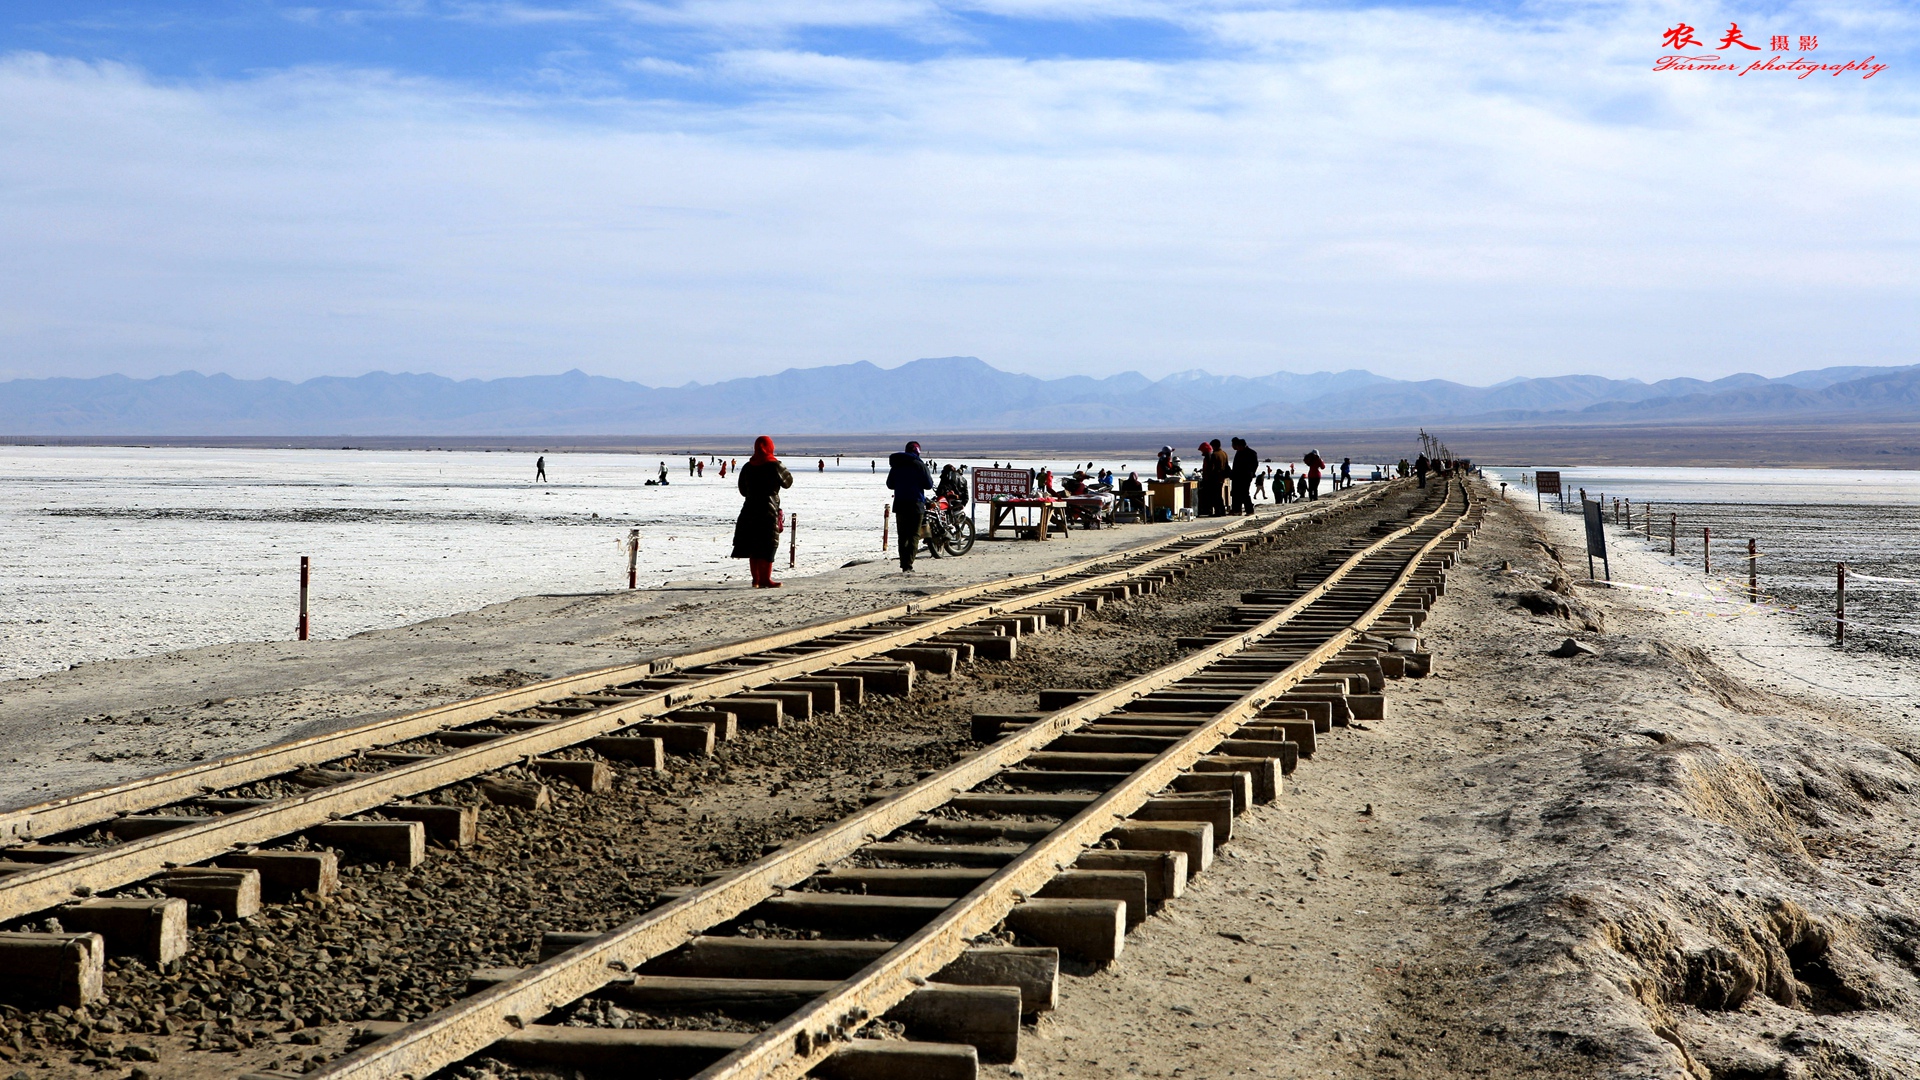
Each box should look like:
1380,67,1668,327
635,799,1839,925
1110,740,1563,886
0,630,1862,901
732,436,793,587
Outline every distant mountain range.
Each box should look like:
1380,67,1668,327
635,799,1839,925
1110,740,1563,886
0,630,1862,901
2,357,1915,435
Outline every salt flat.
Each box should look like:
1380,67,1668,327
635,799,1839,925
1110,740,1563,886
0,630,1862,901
0,445,1187,681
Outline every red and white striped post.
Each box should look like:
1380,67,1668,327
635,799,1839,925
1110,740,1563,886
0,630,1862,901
1748,539,1758,602
881,505,890,551
627,528,639,589
297,557,310,641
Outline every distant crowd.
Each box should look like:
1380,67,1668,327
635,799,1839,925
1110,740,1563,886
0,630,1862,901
530,440,1457,585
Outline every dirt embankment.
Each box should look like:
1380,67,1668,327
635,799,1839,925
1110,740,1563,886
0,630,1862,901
1022,488,1920,1080
1467,499,1920,1079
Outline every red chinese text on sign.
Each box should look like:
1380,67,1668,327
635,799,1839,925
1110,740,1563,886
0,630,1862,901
1662,23,1703,49
1718,22,1761,50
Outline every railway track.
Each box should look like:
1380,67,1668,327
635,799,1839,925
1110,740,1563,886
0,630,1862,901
0,486,1392,1011
273,477,1479,1080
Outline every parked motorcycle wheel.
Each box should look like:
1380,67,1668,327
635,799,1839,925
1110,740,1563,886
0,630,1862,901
923,527,946,558
944,516,975,556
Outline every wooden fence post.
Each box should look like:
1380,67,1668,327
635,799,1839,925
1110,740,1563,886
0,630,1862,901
1748,539,1758,602
1704,527,1711,574
1836,562,1847,645
297,557,310,641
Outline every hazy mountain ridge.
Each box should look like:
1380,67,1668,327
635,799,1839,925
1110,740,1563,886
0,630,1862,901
2,357,1914,435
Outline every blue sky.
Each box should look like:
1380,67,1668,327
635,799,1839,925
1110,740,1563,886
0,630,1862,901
1,1,1915,386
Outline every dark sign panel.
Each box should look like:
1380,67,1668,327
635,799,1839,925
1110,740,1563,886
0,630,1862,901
1536,470,1561,495
972,467,1031,500
1582,498,1609,580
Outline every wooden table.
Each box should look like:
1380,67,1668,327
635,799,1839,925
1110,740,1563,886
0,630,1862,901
989,498,1072,540
1146,479,1193,518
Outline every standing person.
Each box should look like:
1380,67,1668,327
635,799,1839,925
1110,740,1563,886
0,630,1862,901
731,436,793,589
1196,443,1220,516
1304,449,1325,500
886,441,934,572
697,460,704,477
1253,465,1267,501
658,462,670,485
1229,438,1258,515
1415,452,1430,489
719,459,727,479
689,456,696,477
1208,441,1232,516
1212,440,1231,514
818,459,825,473
936,464,968,511
535,455,547,482
1340,456,1352,490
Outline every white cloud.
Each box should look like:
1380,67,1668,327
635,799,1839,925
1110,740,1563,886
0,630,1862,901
0,0,1915,387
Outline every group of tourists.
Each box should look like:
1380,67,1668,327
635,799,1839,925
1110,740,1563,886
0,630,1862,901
1163,441,1358,516
615,436,1387,588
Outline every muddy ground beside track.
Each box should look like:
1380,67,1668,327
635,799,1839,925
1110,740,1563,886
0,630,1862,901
0,488,1426,1080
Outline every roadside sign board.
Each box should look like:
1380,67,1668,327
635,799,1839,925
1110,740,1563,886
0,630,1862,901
1535,470,1561,495
1582,499,1610,580
973,468,1031,501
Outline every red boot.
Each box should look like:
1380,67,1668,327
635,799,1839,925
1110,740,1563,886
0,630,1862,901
761,559,783,588
748,559,768,587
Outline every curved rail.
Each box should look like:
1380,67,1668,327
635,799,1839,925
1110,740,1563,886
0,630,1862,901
310,479,1477,1080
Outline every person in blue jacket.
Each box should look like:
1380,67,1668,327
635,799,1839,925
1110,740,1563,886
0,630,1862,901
887,441,934,572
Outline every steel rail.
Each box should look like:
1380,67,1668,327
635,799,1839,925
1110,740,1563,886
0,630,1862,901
304,481,1465,1080
0,488,1391,919
0,502,1323,846
693,481,1476,1080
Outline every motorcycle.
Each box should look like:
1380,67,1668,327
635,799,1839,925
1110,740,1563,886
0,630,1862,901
920,494,977,557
